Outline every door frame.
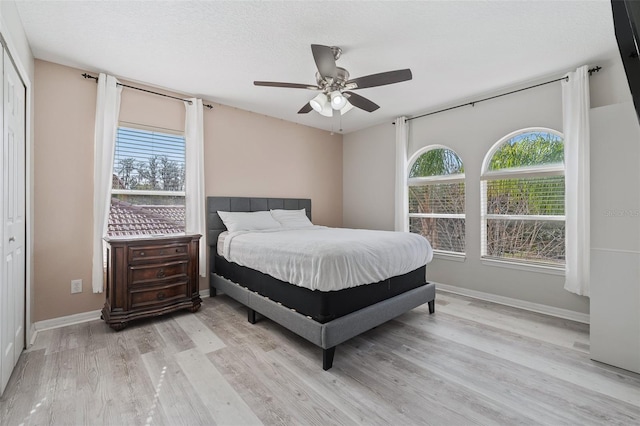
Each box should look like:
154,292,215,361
0,23,33,347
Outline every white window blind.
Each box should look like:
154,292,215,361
113,126,185,192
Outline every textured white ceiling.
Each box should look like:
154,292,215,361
15,0,618,134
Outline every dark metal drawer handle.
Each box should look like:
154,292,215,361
176,248,182,253
157,292,165,300
139,252,145,256
156,269,166,278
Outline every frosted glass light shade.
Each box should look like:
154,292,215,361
330,91,348,110
319,105,333,117
340,101,354,115
310,93,326,112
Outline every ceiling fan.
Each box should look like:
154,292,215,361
254,44,412,117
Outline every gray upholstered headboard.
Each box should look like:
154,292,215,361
206,196,312,272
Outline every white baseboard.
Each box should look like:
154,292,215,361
436,283,590,324
33,289,212,333
29,323,38,346
34,309,102,332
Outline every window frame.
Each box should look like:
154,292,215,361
109,122,187,236
407,144,466,257
480,127,565,270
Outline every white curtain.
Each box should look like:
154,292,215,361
92,74,122,293
562,65,590,297
394,116,409,232
185,98,207,277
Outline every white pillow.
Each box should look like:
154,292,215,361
270,209,314,228
217,210,281,232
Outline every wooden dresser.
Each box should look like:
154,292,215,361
102,234,202,330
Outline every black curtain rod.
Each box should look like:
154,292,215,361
81,73,214,110
394,66,602,124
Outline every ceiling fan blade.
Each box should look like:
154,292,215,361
254,81,319,90
311,44,337,79
344,91,380,112
298,103,313,114
347,69,412,89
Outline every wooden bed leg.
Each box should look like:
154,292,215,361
428,300,435,314
248,308,257,324
323,347,336,371
210,287,217,297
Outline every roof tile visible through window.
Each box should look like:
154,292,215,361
108,198,185,237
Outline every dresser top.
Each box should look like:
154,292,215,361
104,233,201,243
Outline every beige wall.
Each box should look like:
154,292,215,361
33,59,342,322
204,105,343,226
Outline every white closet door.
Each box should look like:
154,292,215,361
0,47,26,395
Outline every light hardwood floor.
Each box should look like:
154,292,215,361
1,291,639,425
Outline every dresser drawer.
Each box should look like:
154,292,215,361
129,243,189,262
129,281,189,309
130,260,188,285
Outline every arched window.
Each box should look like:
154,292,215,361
408,146,465,254
481,128,565,266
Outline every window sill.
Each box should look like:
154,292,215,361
481,257,565,276
433,251,466,262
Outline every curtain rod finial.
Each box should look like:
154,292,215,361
588,66,602,76
81,72,98,82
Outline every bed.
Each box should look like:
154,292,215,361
207,196,436,370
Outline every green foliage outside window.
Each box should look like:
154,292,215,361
410,148,464,177
489,132,563,170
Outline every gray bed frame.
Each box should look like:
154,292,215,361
207,196,436,370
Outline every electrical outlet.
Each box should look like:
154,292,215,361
71,279,82,294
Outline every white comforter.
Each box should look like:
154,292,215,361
221,226,433,292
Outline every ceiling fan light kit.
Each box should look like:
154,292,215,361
254,44,413,117
310,93,354,117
